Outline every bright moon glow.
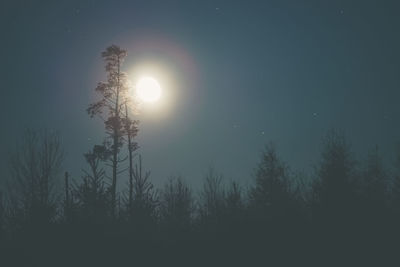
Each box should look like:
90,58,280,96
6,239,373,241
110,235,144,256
136,76,162,103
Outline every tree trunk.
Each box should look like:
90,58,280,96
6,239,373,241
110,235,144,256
125,104,134,214
111,55,121,219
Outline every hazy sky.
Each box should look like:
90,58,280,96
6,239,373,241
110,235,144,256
1,0,399,188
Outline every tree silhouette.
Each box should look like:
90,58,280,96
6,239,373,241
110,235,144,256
160,176,194,229
1,128,399,266
87,45,131,218
311,130,357,225
73,145,110,223
225,181,244,217
198,168,226,225
127,155,158,226
123,104,139,212
249,143,295,221
224,181,245,233
7,130,64,226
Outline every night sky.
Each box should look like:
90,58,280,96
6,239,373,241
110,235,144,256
1,0,400,188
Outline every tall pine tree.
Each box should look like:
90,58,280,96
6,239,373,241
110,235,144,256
87,45,131,218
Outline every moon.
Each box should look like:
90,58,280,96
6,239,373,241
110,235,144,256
136,76,162,103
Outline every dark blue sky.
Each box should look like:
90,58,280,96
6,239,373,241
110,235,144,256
1,0,399,188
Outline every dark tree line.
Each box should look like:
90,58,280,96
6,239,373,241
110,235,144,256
0,129,399,266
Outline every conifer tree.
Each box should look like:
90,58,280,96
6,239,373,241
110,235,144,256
311,130,356,224
249,144,293,220
73,145,110,222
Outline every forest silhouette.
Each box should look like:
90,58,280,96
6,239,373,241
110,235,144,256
0,46,399,267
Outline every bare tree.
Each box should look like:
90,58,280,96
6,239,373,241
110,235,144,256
87,45,131,217
160,176,194,228
198,168,226,224
8,129,64,225
225,181,244,217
